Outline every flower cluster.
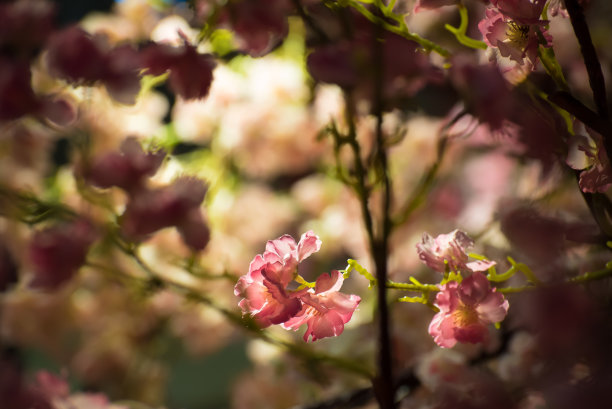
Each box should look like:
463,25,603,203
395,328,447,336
417,230,509,348
235,232,360,341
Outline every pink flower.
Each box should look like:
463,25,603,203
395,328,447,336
234,254,304,328
478,7,551,67
566,126,612,193
29,219,97,289
429,272,509,348
121,177,210,250
416,230,495,273
283,270,361,342
140,42,216,100
83,137,165,194
491,0,547,24
234,231,322,327
46,26,142,104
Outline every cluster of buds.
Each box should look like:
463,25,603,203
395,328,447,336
234,231,361,342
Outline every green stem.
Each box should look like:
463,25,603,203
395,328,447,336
342,0,450,57
445,5,487,50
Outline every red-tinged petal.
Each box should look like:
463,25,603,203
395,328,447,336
429,313,458,348
458,272,492,306
476,291,510,323
296,230,322,262
307,311,345,342
466,260,497,273
314,270,343,294
265,234,297,260
454,323,490,344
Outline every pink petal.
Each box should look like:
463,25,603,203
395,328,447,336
466,259,496,272
476,291,509,323
296,230,322,262
314,270,343,294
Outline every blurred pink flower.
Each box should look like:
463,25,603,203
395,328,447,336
140,42,216,100
46,26,142,104
429,272,509,348
29,219,97,289
121,177,210,250
215,0,293,57
234,231,321,327
416,230,495,273
84,137,165,194
283,270,361,342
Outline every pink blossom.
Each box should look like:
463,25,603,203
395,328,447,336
478,6,551,67
83,137,165,194
566,127,612,193
121,177,210,250
45,26,142,104
429,272,509,348
234,254,304,327
234,231,322,327
214,0,293,57
283,270,361,342
416,230,495,273
140,42,216,100
29,219,97,289
491,0,547,24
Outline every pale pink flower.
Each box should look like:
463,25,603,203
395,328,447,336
234,254,304,328
234,231,322,327
478,6,552,67
283,270,361,342
416,230,495,273
429,272,509,348
566,127,612,193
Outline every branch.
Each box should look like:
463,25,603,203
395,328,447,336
564,0,608,118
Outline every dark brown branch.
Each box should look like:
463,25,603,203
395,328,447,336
564,0,608,119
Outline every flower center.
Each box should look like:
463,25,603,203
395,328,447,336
505,21,530,49
452,303,480,327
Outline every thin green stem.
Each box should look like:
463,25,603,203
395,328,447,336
342,0,450,57
445,5,487,50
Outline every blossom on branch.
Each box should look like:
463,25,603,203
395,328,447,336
416,230,495,274
234,231,321,327
429,272,509,348
235,232,360,341
478,0,551,68
283,270,361,342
